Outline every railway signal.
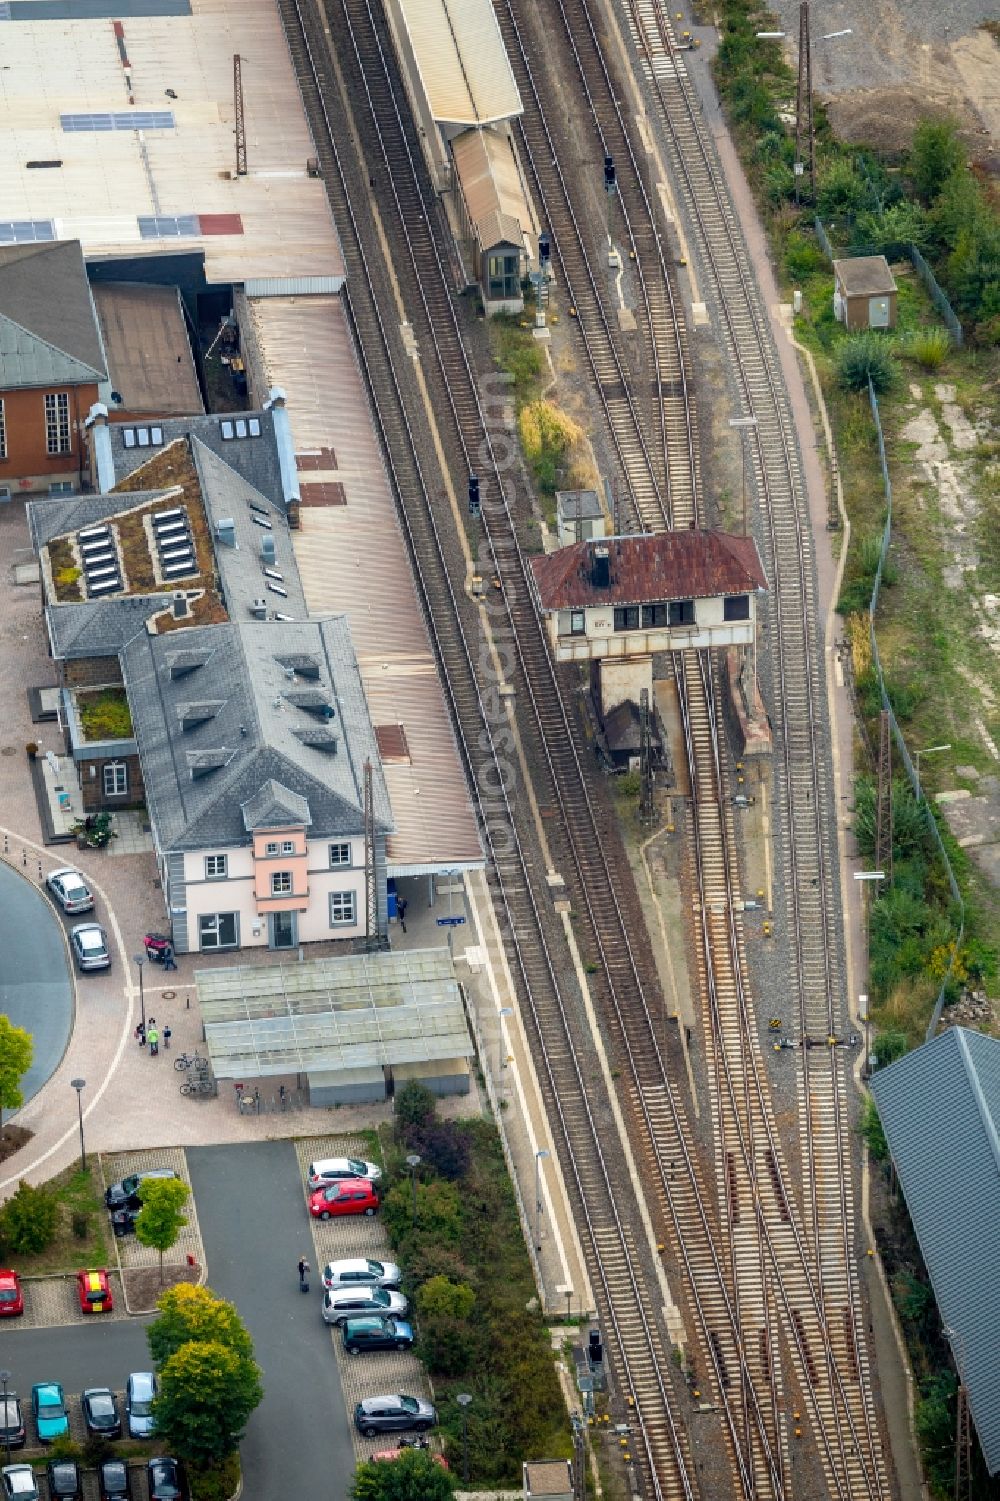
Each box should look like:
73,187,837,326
468,473,481,517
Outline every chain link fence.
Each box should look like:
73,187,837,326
813,219,963,346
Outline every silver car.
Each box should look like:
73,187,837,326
46,867,94,915
307,1157,382,1191
322,1257,402,1291
322,1286,408,1326
70,923,110,972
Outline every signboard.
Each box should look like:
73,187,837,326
436,915,466,928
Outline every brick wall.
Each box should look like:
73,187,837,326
64,659,124,687
0,383,97,493
78,753,144,813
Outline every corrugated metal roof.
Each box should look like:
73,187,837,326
391,0,522,127
451,127,531,253
530,531,768,610
871,1027,1000,1474
244,294,483,877
197,946,471,1078
0,0,345,286
833,256,897,297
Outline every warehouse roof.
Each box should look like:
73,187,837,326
197,947,470,1078
93,283,203,416
832,255,897,297
391,0,521,127
451,127,532,253
871,1027,1000,1474
530,531,768,610
0,241,106,388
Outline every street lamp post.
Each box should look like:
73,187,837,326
728,415,758,537
914,743,951,804
70,1078,86,1172
534,1148,550,1253
0,1368,12,1466
456,1393,473,1485
405,1154,421,1229
133,953,147,1038
498,1007,513,1077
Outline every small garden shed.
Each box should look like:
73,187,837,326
832,255,898,331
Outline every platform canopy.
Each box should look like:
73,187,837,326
196,946,471,1079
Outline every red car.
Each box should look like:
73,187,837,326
0,1269,23,1317
76,1268,113,1314
308,1178,379,1220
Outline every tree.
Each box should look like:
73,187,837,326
416,1276,475,1322
352,1450,454,1501
835,332,897,395
134,1177,190,1284
909,119,964,204
153,1340,262,1470
0,1179,57,1254
148,1283,254,1368
0,1016,33,1128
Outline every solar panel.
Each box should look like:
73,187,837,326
164,560,196,576
86,566,120,582
137,215,198,239
82,551,116,567
62,111,175,132
0,220,56,243
88,578,121,597
155,507,185,522
78,526,110,542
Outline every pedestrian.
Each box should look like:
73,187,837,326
162,1023,172,1050
135,1021,146,1048
162,942,177,971
398,897,407,934
147,1024,159,1056
298,1256,310,1292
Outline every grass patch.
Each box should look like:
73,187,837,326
1,1162,111,1276
49,536,83,602
77,687,133,742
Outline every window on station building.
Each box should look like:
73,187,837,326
641,603,668,628
487,252,520,302
723,594,751,621
569,611,586,636
330,891,357,927
44,392,71,455
613,606,640,632
271,871,293,896
669,599,695,627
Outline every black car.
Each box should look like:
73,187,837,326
342,1315,415,1355
82,1388,122,1438
146,1458,182,1501
105,1169,179,1212
110,1205,140,1237
0,1394,25,1450
98,1459,130,1501
354,1394,437,1437
45,1461,82,1501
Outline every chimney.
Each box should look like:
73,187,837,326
172,591,189,620
591,544,611,590
260,532,276,565
216,517,236,548
85,403,116,493
263,387,301,512
250,598,267,620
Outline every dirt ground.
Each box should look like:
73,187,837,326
749,0,999,164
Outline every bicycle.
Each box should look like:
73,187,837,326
174,1051,206,1072
180,1076,216,1097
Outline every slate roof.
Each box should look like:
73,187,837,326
530,531,768,610
0,241,107,388
108,409,284,510
121,618,393,852
870,1027,1000,1474
833,255,897,297
45,594,170,661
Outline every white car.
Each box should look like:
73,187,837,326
322,1286,409,1326
70,922,111,972
1,1466,39,1501
322,1257,402,1291
45,867,94,915
307,1157,382,1191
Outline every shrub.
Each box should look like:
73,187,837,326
416,1276,475,1321
906,328,951,370
909,119,964,204
188,1453,241,1501
518,401,583,495
407,1120,471,1181
0,1179,58,1254
82,1434,116,1468
382,1178,463,1251
394,1080,436,1137
405,1243,474,1289
71,1210,91,1241
836,333,897,395
55,566,82,588
783,233,828,281
859,1098,887,1161
353,1450,454,1501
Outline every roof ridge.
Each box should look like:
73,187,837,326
0,309,105,381
955,1027,1000,1175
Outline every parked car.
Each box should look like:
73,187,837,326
307,1157,382,1191
31,1382,68,1442
0,1269,23,1317
98,1459,130,1501
45,867,94,914
0,1395,25,1451
1,1465,39,1501
105,1170,179,1212
125,1372,157,1438
70,922,110,972
110,1205,140,1237
76,1267,113,1314
146,1458,182,1501
323,1257,401,1291
354,1394,437,1437
342,1316,414,1356
308,1179,378,1220
82,1388,122,1437
45,1460,82,1501
323,1286,408,1326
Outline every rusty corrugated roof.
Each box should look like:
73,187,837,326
530,531,767,609
452,127,531,253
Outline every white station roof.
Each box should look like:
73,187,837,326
392,0,522,128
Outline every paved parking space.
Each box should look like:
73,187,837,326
99,1146,206,1272
15,1271,127,1330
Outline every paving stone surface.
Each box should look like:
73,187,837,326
98,1145,205,1273
16,1270,127,1330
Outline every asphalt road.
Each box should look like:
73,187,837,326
187,1142,354,1501
0,863,74,1104
1,1318,152,1393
